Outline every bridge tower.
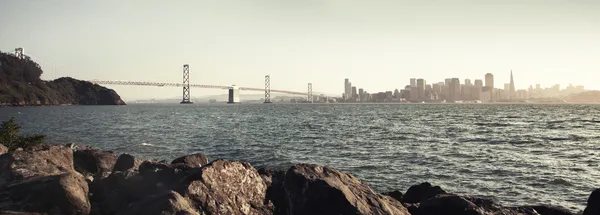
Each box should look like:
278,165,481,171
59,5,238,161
180,64,193,104
264,75,272,103
307,83,313,103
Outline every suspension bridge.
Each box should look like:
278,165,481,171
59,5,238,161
9,47,328,104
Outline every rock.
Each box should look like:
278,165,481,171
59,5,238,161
416,193,538,215
73,149,117,176
0,145,73,186
0,144,8,155
383,190,404,202
116,190,199,215
92,161,199,215
258,168,287,215
515,205,575,215
403,182,447,204
183,159,273,215
583,189,600,215
112,153,143,172
0,171,91,215
171,153,209,167
416,194,481,215
284,163,410,215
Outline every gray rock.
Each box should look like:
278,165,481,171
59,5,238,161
183,159,272,215
402,182,447,204
284,163,410,215
116,190,199,215
73,149,117,176
0,171,91,215
171,153,209,167
584,189,600,215
0,145,74,186
112,153,143,172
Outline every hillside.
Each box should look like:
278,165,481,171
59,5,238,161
0,51,125,106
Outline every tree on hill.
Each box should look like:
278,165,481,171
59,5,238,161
0,117,46,151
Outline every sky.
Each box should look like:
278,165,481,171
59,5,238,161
1,0,599,100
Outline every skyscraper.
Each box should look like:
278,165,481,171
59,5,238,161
465,79,472,86
351,86,357,100
417,78,425,100
485,73,494,89
509,70,515,100
344,78,352,101
410,78,417,87
449,78,460,102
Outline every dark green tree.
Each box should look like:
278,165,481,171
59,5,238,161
0,117,46,151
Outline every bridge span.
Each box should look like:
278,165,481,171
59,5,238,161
88,80,314,96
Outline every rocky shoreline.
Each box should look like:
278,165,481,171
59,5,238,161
0,144,597,215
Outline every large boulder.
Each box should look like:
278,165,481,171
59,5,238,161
91,161,199,215
512,205,575,215
584,189,600,215
0,144,8,155
383,190,404,202
284,163,410,215
415,193,544,215
183,159,272,215
171,153,209,167
0,145,73,186
112,153,143,172
116,190,199,215
73,149,117,176
258,168,287,215
0,171,90,215
402,182,447,204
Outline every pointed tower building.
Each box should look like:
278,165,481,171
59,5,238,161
509,70,515,100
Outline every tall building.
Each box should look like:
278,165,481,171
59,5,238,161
449,78,461,102
359,88,364,102
473,79,483,100
509,70,515,100
485,73,494,89
410,78,417,87
474,79,483,88
465,79,472,86
351,86,358,100
417,79,425,100
344,78,352,101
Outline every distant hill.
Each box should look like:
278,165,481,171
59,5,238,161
0,51,125,106
563,91,600,103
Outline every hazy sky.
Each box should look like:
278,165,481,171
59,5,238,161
1,0,599,100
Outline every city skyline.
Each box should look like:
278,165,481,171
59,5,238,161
342,70,586,103
1,1,599,100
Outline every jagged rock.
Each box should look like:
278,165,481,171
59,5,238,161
403,182,447,203
73,149,117,176
415,193,542,215
0,171,90,215
284,163,410,215
0,144,8,155
183,159,273,215
116,190,199,215
258,168,287,215
92,161,199,215
0,145,73,186
583,189,600,215
112,153,143,172
171,153,209,167
511,205,575,215
384,190,404,202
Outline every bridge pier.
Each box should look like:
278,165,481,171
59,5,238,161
227,86,240,104
180,64,193,104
